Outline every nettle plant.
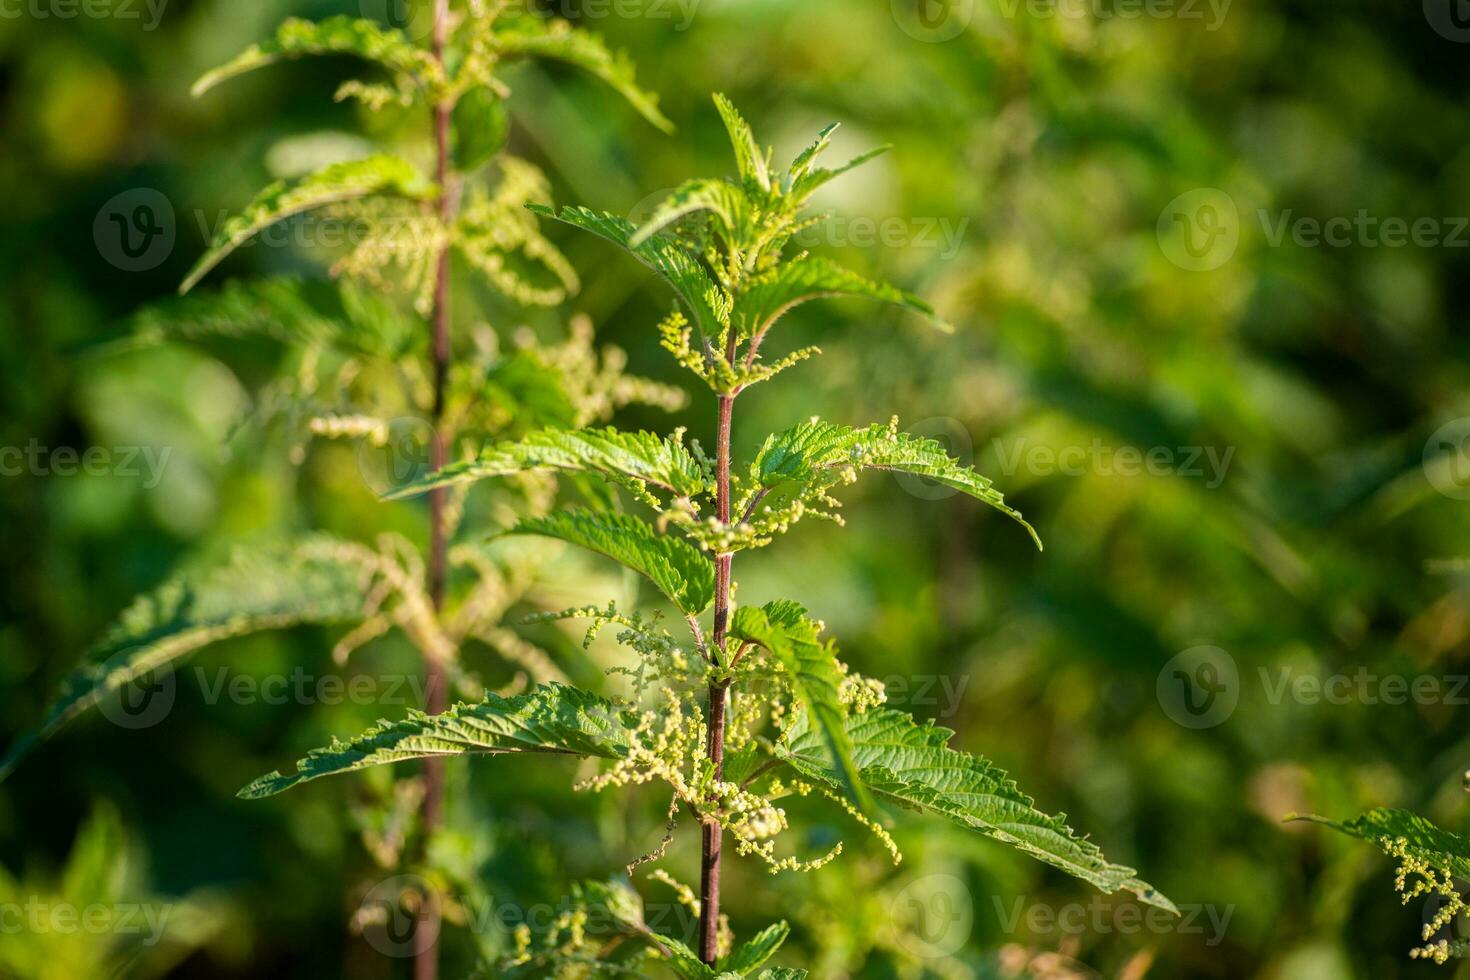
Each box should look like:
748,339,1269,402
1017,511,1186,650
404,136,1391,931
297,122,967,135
4,0,682,977
233,95,1177,975
1294,803,1470,965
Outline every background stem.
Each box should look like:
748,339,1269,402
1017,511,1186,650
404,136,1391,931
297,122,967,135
417,0,455,977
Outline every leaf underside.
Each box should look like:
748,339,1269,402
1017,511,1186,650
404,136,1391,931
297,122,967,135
502,509,716,616
180,154,435,295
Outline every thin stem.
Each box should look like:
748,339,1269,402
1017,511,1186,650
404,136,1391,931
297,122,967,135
417,1,456,978
699,335,740,963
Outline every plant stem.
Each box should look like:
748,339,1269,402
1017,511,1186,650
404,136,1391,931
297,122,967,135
699,381,736,963
418,1,456,978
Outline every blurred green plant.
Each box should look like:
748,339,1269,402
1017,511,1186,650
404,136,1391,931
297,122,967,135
1,1,678,977
0,804,223,980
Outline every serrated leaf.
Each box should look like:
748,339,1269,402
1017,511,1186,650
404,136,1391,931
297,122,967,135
733,254,949,340
787,122,839,184
1290,808,1470,879
755,970,807,980
718,921,789,975
240,684,633,798
713,93,770,192
181,155,436,294
386,427,708,502
530,205,726,340
0,536,377,782
730,603,871,815
503,510,715,615
777,708,1176,913
492,15,671,132
788,146,891,204
753,420,1040,549
453,86,510,172
630,178,749,248
654,933,715,980
125,276,418,358
192,16,432,97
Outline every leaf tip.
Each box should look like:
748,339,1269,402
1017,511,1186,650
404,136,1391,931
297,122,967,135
237,772,288,800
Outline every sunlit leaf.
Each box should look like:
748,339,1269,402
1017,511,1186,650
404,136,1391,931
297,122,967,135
240,684,634,798
181,155,436,294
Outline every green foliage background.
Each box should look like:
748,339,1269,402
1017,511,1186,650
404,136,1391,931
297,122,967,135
2,0,1469,977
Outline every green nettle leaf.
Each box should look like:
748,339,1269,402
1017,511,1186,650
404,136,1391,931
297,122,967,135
528,205,727,340
0,536,377,781
717,921,790,975
491,15,672,132
180,154,437,295
754,971,806,980
386,427,709,503
654,933,718,980
1291,808,1470,879
192,16,433,97
503,510,716,616
777,708,1176,913
753,420,1041,548
732,254,948,340
730,603,871,814
786,145,891,206
712,93,770,192
453,86,511,172
240,684,634,799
